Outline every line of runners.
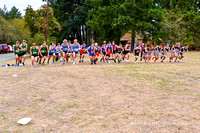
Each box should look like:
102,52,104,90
13,39,189,67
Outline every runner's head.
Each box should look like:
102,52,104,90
128,42,131,46
23,40,26,44
108,41,111,45
74,39,78,44
57,43,60,46
112,41,115,44
16,41,19,45
43,41,46,45
119,44,122,48
91,43,94,47
38,43,41,46
147,44,150,48
51,42,55,46
68,40,71,44
33,43,36,46
83,41,85,45
63,39,68,44
95,42,98,47
184,44,188,49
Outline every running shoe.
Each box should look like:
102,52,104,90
82,59,84,62
175,60,177,63
114,59,116,63
23,62,25,66
126,60,129,63
73,62,75,65
63,62,65,65
161,61,163,63
15,63,18,67
152,57,154,60
154,60,156,63
58,60,60,62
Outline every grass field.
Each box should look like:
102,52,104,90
0,52,200,132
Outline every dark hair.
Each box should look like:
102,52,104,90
82,41,85,43
38,43,41,46
185,44,188,46
128,42,131,44
147,44,150,47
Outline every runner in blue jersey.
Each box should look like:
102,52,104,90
94,42,101,64
100,41,107,63
72,39,80,65
47,42,56,64
79,41,87,62
87,43,95,65
55,43,61,62
106,41,113,64
61,39,68,65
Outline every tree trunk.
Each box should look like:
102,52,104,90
131,30,136,50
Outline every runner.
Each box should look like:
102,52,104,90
154,45,162,63
30,43,39,67
13,41,21,66
79,41,87,62
72,39,80,65
100,41,107,63
21,40,28,66
145,44,151,62
112,41,117,59
142,44,147,62
178,44,188,62
169,44,175,63
140,43,145,61
161,45,167,63
37,43,42,64
94,42,101,64
47,42,56,64
115,44,124,63
124,42,131,63
106,41,113,64
174,43,180,63
61,39,68,65
68,40,73,63
133,44,141,63
39,41,48,65
150,45,155,62
87,43,95,65
55,43,61,62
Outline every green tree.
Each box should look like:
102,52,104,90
24,5,61,38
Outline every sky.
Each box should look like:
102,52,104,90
0,0,46,16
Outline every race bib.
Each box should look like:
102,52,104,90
41,50,44,52
16,50,19,52
33,52,37,54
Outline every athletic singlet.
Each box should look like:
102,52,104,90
49,45,55,53
81,44,86,50
62,43,68,52
151,47,154,52
174,46,179,51
134,47,140,55
14,45,20,54
95,46,100,53
32,46,38,55
107,45,112,52
171,46,175,50
117,47,123,53
89,46,95,54
41,45,47,53
165,47,170,52
56,46,61,53
102,46,106,52
68,44,72,52
181,48,186,52
73,43,79,52
22,44,27,52
125,45,131,51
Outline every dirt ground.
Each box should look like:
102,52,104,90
0,52,200,132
